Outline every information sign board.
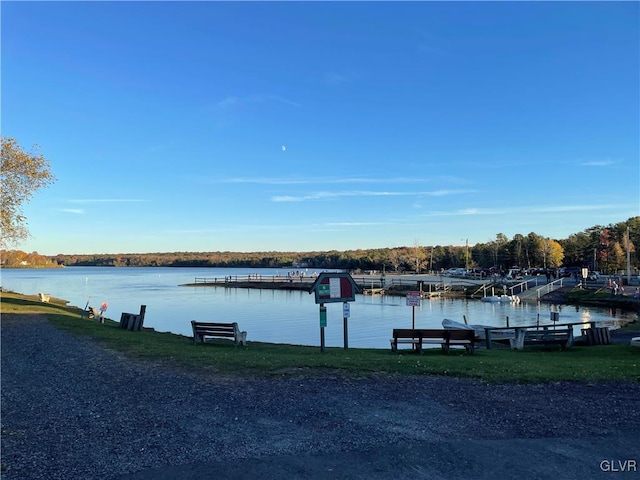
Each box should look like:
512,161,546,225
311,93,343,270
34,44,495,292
309,272,359,304
406,291,421,307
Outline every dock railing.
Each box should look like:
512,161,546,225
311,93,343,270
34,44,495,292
533,278,565,299
193,275,455,292
502,277,566,300
194,275,316,285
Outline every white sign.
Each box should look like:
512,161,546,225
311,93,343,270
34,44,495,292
343,302,350,318
406,291,421,307
330,277,341,298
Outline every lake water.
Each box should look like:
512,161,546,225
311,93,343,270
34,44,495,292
1,267,637,349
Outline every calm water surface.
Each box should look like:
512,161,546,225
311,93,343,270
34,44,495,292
1,267,636,349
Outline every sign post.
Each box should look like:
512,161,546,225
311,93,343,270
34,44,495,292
406,291,421,329
343,302,350,349
319,304,327,352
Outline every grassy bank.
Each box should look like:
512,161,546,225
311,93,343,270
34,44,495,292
2,291,639,383
563,286,640,313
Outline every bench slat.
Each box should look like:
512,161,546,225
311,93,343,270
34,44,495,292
197,331,235,337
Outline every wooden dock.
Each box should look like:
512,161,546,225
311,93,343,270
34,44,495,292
181,274,464,299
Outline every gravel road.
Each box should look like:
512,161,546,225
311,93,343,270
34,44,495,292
2,314,639,480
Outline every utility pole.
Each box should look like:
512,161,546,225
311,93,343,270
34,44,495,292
429,248,433,273
626,226,631,286
466,239,469,269
461,238,469,270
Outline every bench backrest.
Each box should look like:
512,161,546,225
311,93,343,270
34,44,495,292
192,321,239,337
416,329,448,339
393,329,431,339
393,328,474,341
445,329,475,341
524,328,570,339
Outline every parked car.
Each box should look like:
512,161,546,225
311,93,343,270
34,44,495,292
587,271,600,281
528,268,550,276
507,268,523,280
467,268,488,278
559,267,581,278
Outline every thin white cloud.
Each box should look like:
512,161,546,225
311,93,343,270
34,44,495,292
271,189,474,202
423,203,619,218
59,208,85,215
424,208,506,217
223,177,315,185
271,195,309,202
428,189,474,196
67,199,145,203
531,204,618,213
268,95,302,108
323,72,351,85
216,96,240,108
221,175,466,185
216,94,301,109
579,160,618,167
324,222,388,227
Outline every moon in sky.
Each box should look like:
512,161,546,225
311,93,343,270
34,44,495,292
281,145,286,152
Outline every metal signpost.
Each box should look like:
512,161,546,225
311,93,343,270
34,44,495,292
406,291,421,329
343,302,350,349
319,304,327,352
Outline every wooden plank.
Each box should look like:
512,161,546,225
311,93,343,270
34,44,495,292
199,331,235,338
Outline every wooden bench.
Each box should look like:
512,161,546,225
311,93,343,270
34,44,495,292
580,327,611,346
191,321,247,346
511,327,573,350
390,328,475,354
119,305,147,331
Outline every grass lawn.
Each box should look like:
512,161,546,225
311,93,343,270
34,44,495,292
2,291,639,383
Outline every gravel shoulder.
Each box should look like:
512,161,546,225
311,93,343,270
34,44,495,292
2,314,639,480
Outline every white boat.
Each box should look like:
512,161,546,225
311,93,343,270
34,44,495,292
481,294,520,303
442,318,515,343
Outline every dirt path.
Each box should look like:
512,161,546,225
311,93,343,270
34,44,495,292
2,314,639,479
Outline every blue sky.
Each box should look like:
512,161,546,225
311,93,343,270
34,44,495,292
3,1,639,255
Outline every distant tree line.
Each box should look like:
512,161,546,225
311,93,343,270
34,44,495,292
2,217,638,274
0,250,58,268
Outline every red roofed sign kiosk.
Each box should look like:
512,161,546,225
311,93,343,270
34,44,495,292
309,272,360,352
